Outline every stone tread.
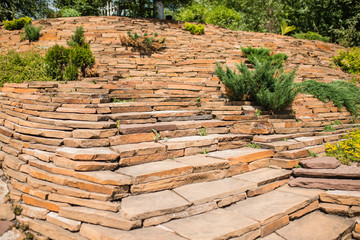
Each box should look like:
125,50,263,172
234,168,291,186
289,177,360,191
275,211,355,240
207,147,274,164
293,165,360,179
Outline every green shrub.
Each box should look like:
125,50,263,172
185,22,205,35
45,26,95,81
45,44,70,80
176,4,208,23
205,5,243,30
241,47,288,66
24,24,42,42
61,8,81,17
294,31,330,42
3,17,32,30
216,48,297,113
120,31,166,53
68,44,95,77
298,80,360,116
331,47,360,75
333,14,360,47
280,20,296,35
0,50,51,87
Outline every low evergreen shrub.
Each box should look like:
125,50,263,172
331,47,360,75
24,24,42,42
241,47,288,66
61,8,81,17
298,80,360,116
0,49,51,86
120,31,166,54
45,26,95,81
185,22,205,35
216,47,297,113
294,31,330,42
3,17,32,30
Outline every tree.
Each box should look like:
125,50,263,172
0,0,50,21
55,0,108,16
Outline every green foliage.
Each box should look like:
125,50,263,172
24,24,42,42
254,109,262,117
24,232,34,240
293,31,330,42
326,129,360,165
55,0,107,16
333,120,343,125
45,26,95,81
198,127,208,136
216,48,297,113
0,0,51,21
177,3,208,23
295,164,302,168
0,50,51,87
298,80,360,116
120,31,166,53
333,13,360,47
323,124,336,132
280,20,296,35
13,205,22,216
184,22,205,35
246,143,261,149
61,8,81,17
331,47,360,75
45,44,70,81
3,17,32,30
241,47,288,66
307,150,318,158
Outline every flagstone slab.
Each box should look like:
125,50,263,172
276,211,355,240
163,208,260,240
56,147,119,161
80,224,187,240
174,155,230,172
234,168,291,186
320,190,360,206
207,147,274,164
293,165,360,179
300,157,340,169
116,160,193,184
173,178,256,205
227,189,311,225
289,177,360,191
121,190,191,220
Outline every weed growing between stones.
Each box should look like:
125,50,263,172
12,205,22,216
152,129,168,142
307,150,318,158
246,143,261,149
294,31,330,42
323,124,336,132
326,129,360,165
254,109,262,117
198,127,208,136
333,120,343,125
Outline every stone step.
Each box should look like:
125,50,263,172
271,211,355,240
274,144,326,159
293,165,360,179
119,168,291,225
207,147,274,165
109,134,251,166
109,110,209,121
289,177,360,191
161,186,322,239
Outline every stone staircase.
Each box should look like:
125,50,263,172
0,16,360,240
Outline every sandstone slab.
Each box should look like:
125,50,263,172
293,165,360,179
59,206,140,230
56,147,119,161
0,221,12,237
116,160,193,184
175,155,229,172
208,147,274,164
289,177,360,191
0,204,14,221
300,157,340,169
174,177,256,205
227,189,311,225
80,224,186,240
121,190,190,220
276,211,355,240
319,202,349,216
46,212,81,232
234,168,291,186
163,208,260,240
320,190,360,206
